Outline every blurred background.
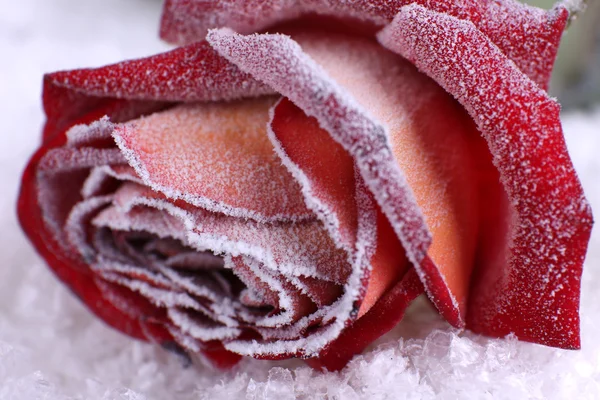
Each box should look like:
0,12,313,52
528,0,600,109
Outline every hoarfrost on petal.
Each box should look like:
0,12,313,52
113,98,312,223
378,4,592,348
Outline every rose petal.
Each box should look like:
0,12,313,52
215,29,480,325
270,99,411,318
164,324,243,369
42,41,276,143
206,27,431,282
106,182,349,285
113,98,312,222
378,4,593,348
198,344,244,369
160,0,567,88
270,95,398,318
307,267,423,371
46,41,273,102
481,0,568,91
98,182,376,356
229,255,317,326
269,98,360,250
19,166,171,344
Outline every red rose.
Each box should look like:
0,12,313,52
18,0,593,371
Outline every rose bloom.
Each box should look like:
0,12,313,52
18,0,593,370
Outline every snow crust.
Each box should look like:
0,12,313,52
2,0,600,399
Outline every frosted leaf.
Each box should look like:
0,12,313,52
113,98,313,222
378,4,592,348
161,0,566,88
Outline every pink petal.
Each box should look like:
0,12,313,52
113,98,312,221
378,4,593,348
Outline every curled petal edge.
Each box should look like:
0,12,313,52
378,4,593,348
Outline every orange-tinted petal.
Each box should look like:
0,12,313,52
114,98,311,221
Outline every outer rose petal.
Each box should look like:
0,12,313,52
378,4,593,348
160,0,567,89
42,42,275,142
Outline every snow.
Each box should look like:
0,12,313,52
1,0,600,399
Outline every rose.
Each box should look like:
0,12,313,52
18,0,593,371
